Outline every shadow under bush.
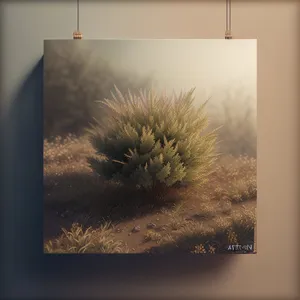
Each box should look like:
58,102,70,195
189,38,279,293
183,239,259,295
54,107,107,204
44,172,183,232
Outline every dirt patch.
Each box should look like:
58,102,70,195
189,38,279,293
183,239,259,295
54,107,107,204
43,137,257,254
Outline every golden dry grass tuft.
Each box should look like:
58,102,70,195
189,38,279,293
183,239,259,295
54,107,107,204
44,222,128,254
144,230,163,243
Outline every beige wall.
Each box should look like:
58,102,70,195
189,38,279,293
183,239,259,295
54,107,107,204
1,1,299,299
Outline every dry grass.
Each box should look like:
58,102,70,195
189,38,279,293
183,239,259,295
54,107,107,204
44,222,128,254
44,134,96,170
147,205,256,254
160,203,192,231
144,230,163,243
193,202,217,219
213,216,233,231
210,155,257,203
45,204,255,253
231,205,257,233
44,135,257,254
192,244,216,254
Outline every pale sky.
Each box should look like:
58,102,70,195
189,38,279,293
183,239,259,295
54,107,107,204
46,39,257,110
74,39,257,108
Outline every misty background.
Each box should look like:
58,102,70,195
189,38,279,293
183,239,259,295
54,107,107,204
44,39,257,157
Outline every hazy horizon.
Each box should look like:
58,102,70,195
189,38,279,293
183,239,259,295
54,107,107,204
44,39,257,108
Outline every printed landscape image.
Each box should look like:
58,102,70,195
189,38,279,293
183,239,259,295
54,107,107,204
43,39,257,254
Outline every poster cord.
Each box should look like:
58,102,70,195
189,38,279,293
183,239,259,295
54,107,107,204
73,0,83,39
72,0,232,40
225,0,233,39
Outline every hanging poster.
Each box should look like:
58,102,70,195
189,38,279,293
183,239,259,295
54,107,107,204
43,39,257,254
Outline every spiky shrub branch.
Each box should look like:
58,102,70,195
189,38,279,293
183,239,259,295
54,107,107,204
87,86,219,191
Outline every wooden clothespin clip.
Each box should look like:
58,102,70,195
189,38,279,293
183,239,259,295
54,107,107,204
73,31,83,40
225,30,232,40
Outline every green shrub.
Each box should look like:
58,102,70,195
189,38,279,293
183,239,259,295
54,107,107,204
87,86,219,190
